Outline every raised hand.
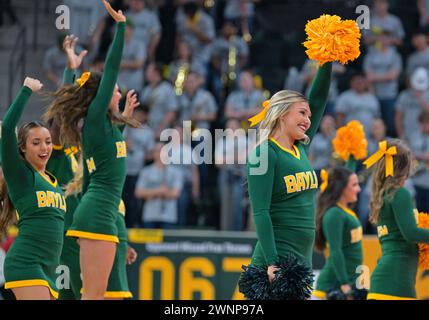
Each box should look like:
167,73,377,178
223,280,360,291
103,0,126,22
63,35,88,70
23,77,43,92
122,89,140,118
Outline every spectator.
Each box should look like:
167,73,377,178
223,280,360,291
363,0,405,48
215,118,248,231
363,30,402,137
308,115,336,175
223,0,255,37
43,34,68,88
224,70,264,123
135,142,184,229
395,67,429,144
118,19,146,92
210,21,249,102
122,105,155,228
140,62,178,138
167,124,200,227
301,59,345,116
0,0,17,26
126,0,162,62
410,111,429,212
168,40,207,92
406,28,429,78
418,0,429,28
177,71,217,130
335,73,381,135
175,1,215,66
367,118,388,156
64,0,106,47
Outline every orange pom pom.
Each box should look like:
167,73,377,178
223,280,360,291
303,14,361,65
332,120,368,162
418,212,429,270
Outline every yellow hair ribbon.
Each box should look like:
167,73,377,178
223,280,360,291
320,169,329,192
363,140,397,177
248,100,270,127
76,72,91,88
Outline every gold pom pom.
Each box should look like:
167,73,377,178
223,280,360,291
418,212,429,270
332,120,368,162
303,14,361,65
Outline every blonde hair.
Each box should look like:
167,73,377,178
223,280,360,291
257,90,308,145
369,138,412,225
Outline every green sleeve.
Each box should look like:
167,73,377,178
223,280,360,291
392,188,429,243
1,86,34,194
247,143,279,265
323,208,349,284
117,124,126,133
306,62,332,142
63,68,76,85
86,22,125,126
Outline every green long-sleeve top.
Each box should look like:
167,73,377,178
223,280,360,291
80,22,126,203
1,86,65,241
316,204,363,291
369,187,429,299
247,63,332,267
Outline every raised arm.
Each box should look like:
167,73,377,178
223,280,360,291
323,209,349,285
306,62,332,141
1,78,43,193
392,188,429,243
62,34,88,85
247,143,278,266
87,1,125,122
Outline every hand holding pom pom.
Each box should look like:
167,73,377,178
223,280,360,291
303,14,361,65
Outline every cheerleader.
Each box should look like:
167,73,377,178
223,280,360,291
312,167,364,300
240,63,332,299
1,77,65,299
239,14,361,300
44,1,136,299
365,139,429,300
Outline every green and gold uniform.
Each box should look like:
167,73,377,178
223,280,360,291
1,86,66,298
47,144,80,300
66,21,126,243
368,187,429,300
57,202,132,299
247,63,332,268
313,204,363,299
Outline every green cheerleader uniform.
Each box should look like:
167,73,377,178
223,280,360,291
368,187,429,300
66,21,126,243
47,144,80,300
104,201,133,299
57,201,132,299
1,86,66,298
313,204,363,299
246,63,332,268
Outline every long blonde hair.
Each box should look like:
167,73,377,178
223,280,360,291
257,90,308,145
369,138,412,225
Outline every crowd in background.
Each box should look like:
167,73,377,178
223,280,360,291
2,0,429,235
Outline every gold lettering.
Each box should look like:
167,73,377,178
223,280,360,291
311,171,318,189
377,225,389,237
36,191,47,208
296,172,306,192
46,191,55,207
284,175,297,194
351,226,363,243
86,157,96,174
116,141,127,158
